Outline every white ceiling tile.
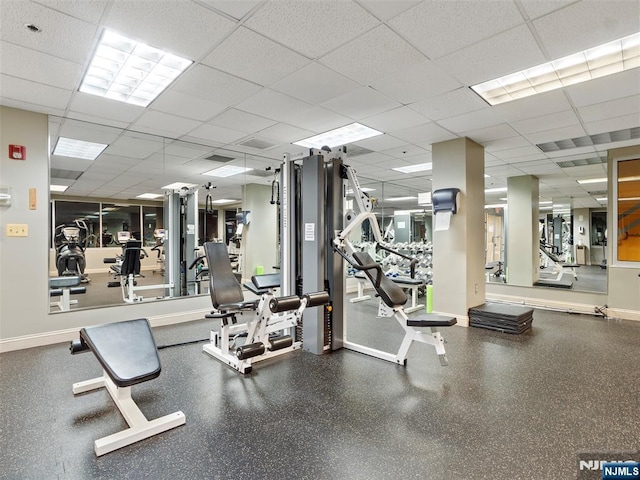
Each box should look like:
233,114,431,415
69,92,145,123
357,0,421,20
484,156,506,168
511,110,581,135
0,74,72,110
202,27,308,86
388,0,524,59
582,114,640,136
244,0,379,58
187,124,248,145
65,111,130,130
35,0,109,22
349,152,395,164
484,136,535,152
322,87,400,120
271,63,361,104
565,69,640,108
163,140,213,159
234,88,312,123
544,145,596,159
381,145,430,159
492,145,546,160
0,97,66,117
352,134,407,151
283,107,352,134
492,89,573,122
0,0,97,63
408,87,488,121
105,0,235,59
593,138,640,152
436,24,547,85
132,111,203,138
107,134,164,158
198,0,260,19
461,124,521,144
391,122,457,145
58,119,122,144
50,155,93,171
210,109,277,134
362,106,430,132
254,123,314,143
172,65,263,107
578,95,640,123
533,0,640,59
518,0,574,20
320,25,426,86
438,108,505,133
525,125,588,145
150,90,227,122
0,41,81,90
370,60,461,104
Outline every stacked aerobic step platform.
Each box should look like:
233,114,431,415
468,303,534,334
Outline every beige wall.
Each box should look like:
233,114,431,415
241,183,278,279
506,175,539,285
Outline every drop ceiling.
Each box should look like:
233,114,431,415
1,0,639,210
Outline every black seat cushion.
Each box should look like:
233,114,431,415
352,251,407,308
205,242,245,309
80,318,160,388
121,240,142,276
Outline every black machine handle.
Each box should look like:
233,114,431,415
189,255,206,270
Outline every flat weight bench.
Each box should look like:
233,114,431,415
351,271,425,313
50,276,86,311
70,318,185,456
243,273,281,296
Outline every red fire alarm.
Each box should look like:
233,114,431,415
9,145,26,160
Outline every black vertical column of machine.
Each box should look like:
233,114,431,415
180,193,187,296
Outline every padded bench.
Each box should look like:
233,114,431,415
70,318,185,456
351,271,425,313
50,276,85,311
243,273,281,295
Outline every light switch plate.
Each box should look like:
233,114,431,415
6,224,28,237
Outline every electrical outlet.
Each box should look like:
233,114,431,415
6,224,28,237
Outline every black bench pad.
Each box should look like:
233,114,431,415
407,314,457,327
80,319,161,388
50,276,81,288
50,286,86,297
354,271,422,285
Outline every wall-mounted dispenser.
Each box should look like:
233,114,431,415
432,188,461,231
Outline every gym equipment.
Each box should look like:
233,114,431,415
537,242,578,288
70,318,185,456
49,276,86,311
202,242,328,374
243,273,281,296
351,271,426,313
151,228,166,275
333,160,457,366
54,220,89,282
469,303,534,334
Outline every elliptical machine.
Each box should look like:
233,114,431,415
54,220,90,283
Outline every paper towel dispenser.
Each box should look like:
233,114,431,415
432,188,460,214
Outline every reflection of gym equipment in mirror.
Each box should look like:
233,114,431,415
485,208,505,283
54,220,90,283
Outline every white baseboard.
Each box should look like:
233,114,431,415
0,308,211,353
606,308,640,322
486,292,597,315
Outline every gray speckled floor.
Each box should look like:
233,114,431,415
1,300,639,480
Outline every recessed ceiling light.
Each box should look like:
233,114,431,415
471,32,640,105
485,204,507,209
136,193,163,199
539,206,553,210
79,30,193,107
539,200,553,205
211,198,238,204
577,177,607,184
53,137,108,160
162,182,197,190
293,123,383,149
202,165,252,177
50,185,68,192
485,187,508,193
596,197,608,202
386,196,417,202
392,162,432,174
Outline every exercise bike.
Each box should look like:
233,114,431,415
54,220,90,283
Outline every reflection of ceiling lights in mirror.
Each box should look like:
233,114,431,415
53,137,108,160
162,182,197,190
202,165,252,177
211,198,238,204
386,196,417,202
136,193,162,199
485,187,508,193
485,204,506,208
392,163,432,174
620,175,640,182
79,30,192,107
50,185,68,192
596,197,608,201
577,177,607,184
539,200,553,205
471,32,640,105
620,196,640,201
293,123,383,148
346,187,375,194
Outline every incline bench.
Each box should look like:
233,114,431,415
70,318,185,456
351,271,425,313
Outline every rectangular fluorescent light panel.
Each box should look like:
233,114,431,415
203,165,252,177
346,187,376,194
136,193,163,199
485,204,507,209
50,185,69,192
471,32,640,105
392,162,432,174
162,182,197,190
211,198,238,204
577,177,608,184
596,197,608,201
53,137,108,160
79,30,193,107
387,196,417,202
293,123,383,149
485,187,508,193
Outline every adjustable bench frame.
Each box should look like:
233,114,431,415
71,319,185,456
351,273,425,313
50,276,85,311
